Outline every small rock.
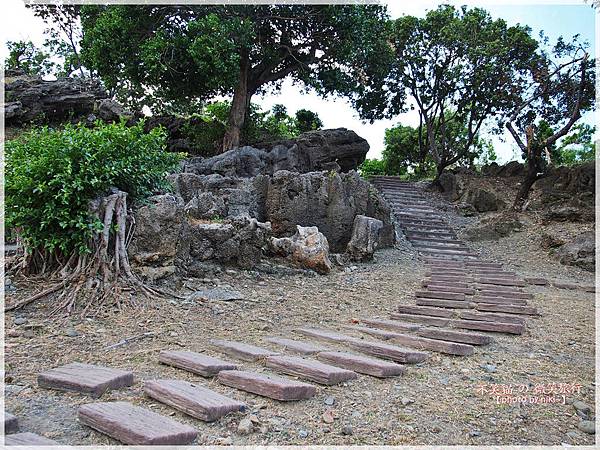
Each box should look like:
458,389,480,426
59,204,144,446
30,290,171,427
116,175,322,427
322,410,335,424
324,396,335,406
342,425,353,435
401,397,414,406
469,430,481,437
566,431,579,440
14,317,27,326
169,331,178,337
188,287,245,302
352,411,362,418
216,437,233,445
7,330,21,338
482,364,497,373
65,328,80,337
237,418,254,435
298,430,309,439
577,420,595,434
573,400,592,417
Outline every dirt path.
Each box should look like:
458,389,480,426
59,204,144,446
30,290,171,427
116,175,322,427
4,184,595,446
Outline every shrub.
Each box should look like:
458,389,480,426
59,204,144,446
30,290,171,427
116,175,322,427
359,158,387,178
5,120,184,256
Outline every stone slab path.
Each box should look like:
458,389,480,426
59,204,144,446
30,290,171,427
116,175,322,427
18,177,546,445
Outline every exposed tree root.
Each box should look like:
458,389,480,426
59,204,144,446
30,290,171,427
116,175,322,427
5,191,177,316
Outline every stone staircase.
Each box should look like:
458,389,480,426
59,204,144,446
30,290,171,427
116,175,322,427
3,177,543,446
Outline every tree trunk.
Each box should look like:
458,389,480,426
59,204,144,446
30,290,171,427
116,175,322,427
513,126,541,211
513,171,539,211
222,51,251,152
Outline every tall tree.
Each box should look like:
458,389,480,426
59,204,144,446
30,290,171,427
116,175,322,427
4,40,55,76
79,5,391,151
505,35,595,209
352,5,538,183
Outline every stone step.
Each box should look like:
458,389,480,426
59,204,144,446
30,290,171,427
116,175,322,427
472,296,528,306
450,319,525,335
427,285,476,295
4,432,59,446
416,290,466,301
159,351,237,377
38,363,134,398
354,327,473,356
465,262,503,269
476,283,527,293
349,325,407,341
144,379,245,421
265,355,357,385
476,303,538,316
417,327,493,345
4,412,19,434
525,277,549,285
78,401,198,445
362,317,426,331
426,267,469,275
424,259,466,266
471,270,517,277
422,280,470,289
266,337,329,355
478,278,526,287
458,311,527,326
210,339,279,362
478,289,533,300
400,219,446,227
396,305,455,318
217,370,316,401
552,282,580,290
347,338,429,364
428,275,472,283
390,312,451,327
317,351,405,378
414,237,465,245
406,231,456,238
416,298,473,309
404,225,454,232
413,243,471,252
418,248,478,257
295,327,349,344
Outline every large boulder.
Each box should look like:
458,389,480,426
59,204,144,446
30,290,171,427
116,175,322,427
4,70,131,126
346,215,384,261
270,225,332,274
265,170,394,252
183,128,369,176
464,213,523,241
463,188,504,212
128,194,185,276
438,172,463,201
497,161,525,177
556,231,595,272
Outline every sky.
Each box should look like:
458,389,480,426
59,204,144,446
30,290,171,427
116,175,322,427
1,0,596,162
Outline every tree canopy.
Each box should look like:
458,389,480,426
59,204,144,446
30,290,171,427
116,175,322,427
79,4,391,151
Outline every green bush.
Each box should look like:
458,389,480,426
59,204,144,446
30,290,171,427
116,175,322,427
359,158,387,178
5,120,184,256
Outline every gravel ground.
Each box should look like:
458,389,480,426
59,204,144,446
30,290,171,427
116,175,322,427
4,185,596,446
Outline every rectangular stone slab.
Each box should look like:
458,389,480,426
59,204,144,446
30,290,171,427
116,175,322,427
416,298,472,309
362,317,425,331
159,350,237,377
417,327,493,345
217,370,316,401
38,363,134,398
210,339,279,362
351,325,405,340
472,296,528,306
78,401,198,445
4,412,19,434
295,327,350,344
416,290,466,301
428,275,472,284
478,289,533,299
476,303,538,315
4,432,59,446
525,277,549,285
427,285,475,295
478,278,526,287
396,305,455,318
390,312,451,327
317,351,405,378
450,319,524,335
144,379,244,421
422,280,470,289
347,338,429,364
458,311,527,326
465,262,503,269
372,329,474,356
265,355,357,385
266,337,329,355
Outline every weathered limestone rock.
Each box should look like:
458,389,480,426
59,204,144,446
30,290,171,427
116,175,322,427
438,172,463,201
556,231,595,272
464,213,523,241
182,128,369,176
4,70,131,125
184,192,226,220
463,188,504,212
265,170,394,252
346,215,383,261
497,161,525,177
271,226,332,274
